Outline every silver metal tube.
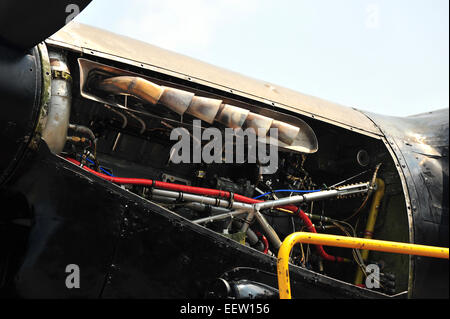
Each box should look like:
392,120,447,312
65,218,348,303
192,210,248,225
240,210,255,233
255,194,305,211
42,51,72,154
151,189,254,211
151,188,282,251
186,202,231,215
254,183,370,211
253,210,282,250
151,195,233,215
149,195,177,204
303,190,341,201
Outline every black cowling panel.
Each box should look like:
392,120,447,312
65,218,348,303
0,44,42,185
0,0,92,50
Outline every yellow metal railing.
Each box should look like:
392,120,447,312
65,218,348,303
277,232,449,299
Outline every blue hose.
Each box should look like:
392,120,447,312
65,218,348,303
85,158,115,177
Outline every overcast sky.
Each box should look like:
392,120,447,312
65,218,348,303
75,0,449,117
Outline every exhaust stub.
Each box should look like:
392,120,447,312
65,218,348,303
185,96,222,124
93,74,318,153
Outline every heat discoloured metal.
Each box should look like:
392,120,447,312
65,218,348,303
271,120,300,146
159,86,195,115
244,113,273,137
186,96,222,124
216,104,249,129
97,76,164,104
91,71,319,153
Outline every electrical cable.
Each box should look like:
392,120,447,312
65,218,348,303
332,221,365,270
84,158,115,177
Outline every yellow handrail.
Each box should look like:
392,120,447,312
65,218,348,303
277,232,449,299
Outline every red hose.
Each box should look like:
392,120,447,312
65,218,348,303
255,231,269,254
66,157,344,262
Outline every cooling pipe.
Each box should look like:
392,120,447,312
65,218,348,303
95,76,317,153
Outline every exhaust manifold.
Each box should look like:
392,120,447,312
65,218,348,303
95,76,317,153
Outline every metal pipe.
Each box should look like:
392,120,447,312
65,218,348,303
104,104,128,129
240,210,255,233
153,194,264,251
270,120,300,146
96,76,163,104
254,209,282,250
41,51,72,154
150,195,177,204
255,190,337,211
124,109,146,134
231,220,265,252
255,183,370,211
186,96,222,124
192,210,248,225
151,188,280,250
159,86,195,115
151,185,366,221
243,113,273,137
151,195,233,216
153,189,280,251
185,202,231,215
151,189,254,211
105,101,128,153
277,232,449,299
216,104,249,129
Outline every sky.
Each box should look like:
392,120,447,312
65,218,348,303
75,0,449,117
